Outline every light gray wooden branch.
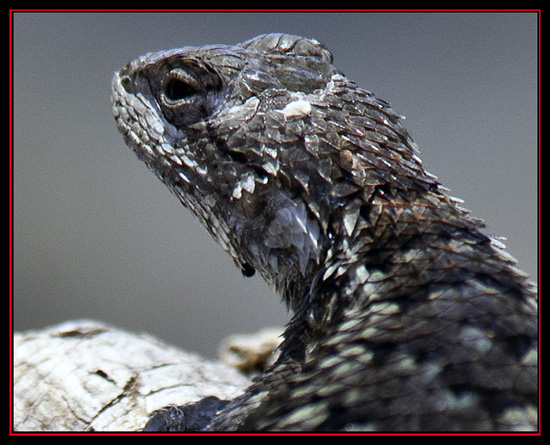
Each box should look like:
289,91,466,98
13,320,251,432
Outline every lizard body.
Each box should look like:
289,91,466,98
112,34,538,431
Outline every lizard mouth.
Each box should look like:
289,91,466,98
111,72,148,158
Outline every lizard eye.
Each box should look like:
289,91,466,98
158,64,222,127
161,68,202,105
165,78,199,101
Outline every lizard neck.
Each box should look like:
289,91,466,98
275,185,529,363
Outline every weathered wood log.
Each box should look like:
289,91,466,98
13,320,250,432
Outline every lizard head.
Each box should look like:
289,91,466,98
112,34,341,302
112,33,432,308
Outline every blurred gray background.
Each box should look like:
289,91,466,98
13,12,538,359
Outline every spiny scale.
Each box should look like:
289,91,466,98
112,34,537,431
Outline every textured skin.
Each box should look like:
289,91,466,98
112,34,538,431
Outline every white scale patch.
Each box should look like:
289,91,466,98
280,99,312,118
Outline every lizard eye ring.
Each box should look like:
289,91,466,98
158,63,223,127
161,68,201,105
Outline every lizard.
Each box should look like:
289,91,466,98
111,33,538,432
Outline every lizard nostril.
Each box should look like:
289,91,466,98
118,75,133,94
